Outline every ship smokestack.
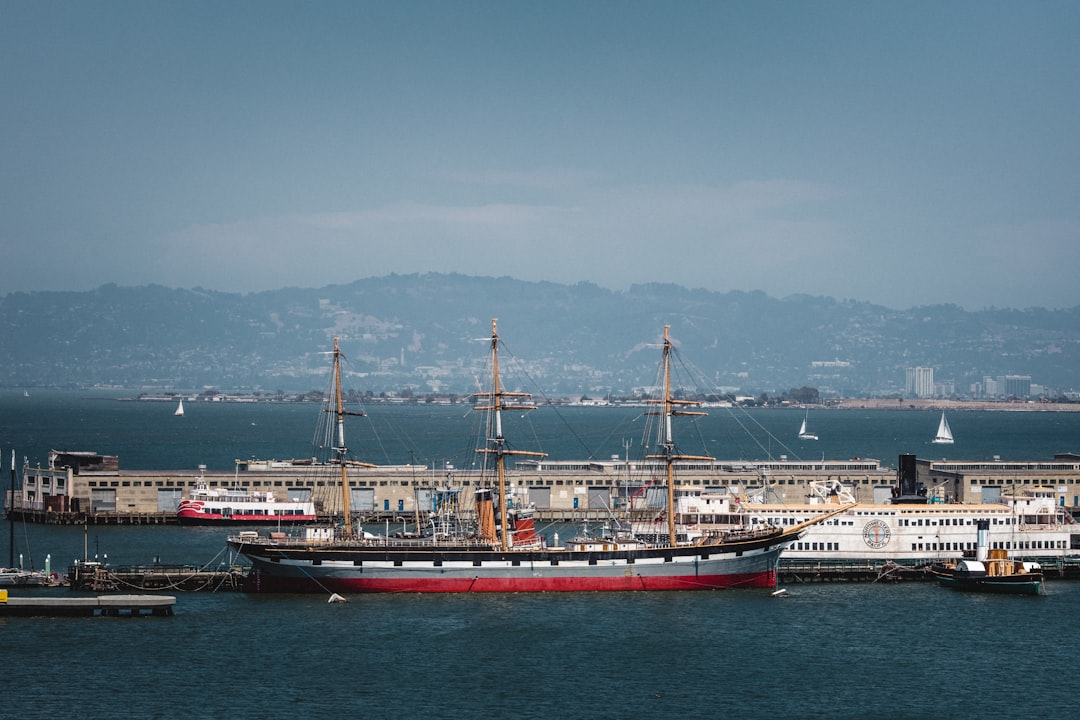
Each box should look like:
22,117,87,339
976,519,989,562
892,454,928,504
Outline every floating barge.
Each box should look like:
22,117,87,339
0,591,174,617
779,561,933,584
67,563,247,592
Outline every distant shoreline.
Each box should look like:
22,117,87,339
120,392,1080,412
829,398,1080,412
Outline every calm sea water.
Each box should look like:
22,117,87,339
4,392,1080,718
3,388,1078,472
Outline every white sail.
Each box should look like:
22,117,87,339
932,411,953,444
175,398,185,416
798,411,818,440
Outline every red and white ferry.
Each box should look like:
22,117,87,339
177,479,317,526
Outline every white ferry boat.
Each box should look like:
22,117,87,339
673,481,1080,567
177,479,317,526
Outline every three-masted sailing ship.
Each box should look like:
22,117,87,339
229,322,828,594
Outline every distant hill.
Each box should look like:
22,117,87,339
1,274,1078,397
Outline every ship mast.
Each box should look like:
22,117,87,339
474,319,546,551
327,338,372,538
646,325,714,546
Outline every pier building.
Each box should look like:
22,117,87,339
8,449,1080,524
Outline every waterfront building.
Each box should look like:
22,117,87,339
11,449,1080,523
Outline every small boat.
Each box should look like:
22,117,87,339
174,398,185,416
230,324,842,594
929,520,1043,595
0,568,55,587
177,474,317,526
932,410,953,444
798,409,818,440
5,449,62,587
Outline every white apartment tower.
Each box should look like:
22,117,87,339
905,366,935,398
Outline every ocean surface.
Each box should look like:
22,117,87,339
4,391,1080,718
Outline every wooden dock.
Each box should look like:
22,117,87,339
0,593,175,617
778,557,1080,584
67,563,247,592
778,560,933,584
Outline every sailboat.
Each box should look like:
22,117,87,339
229,323,839,594
798,409,818,440
174,398,185,416
932,410,954,444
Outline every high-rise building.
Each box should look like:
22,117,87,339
905,367,935,398
1001,375,1032,398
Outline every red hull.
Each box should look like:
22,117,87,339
176,511,317,525
244,570,778,593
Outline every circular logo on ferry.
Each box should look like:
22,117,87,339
862,520,891,549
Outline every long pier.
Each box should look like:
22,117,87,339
779,557,1080,584
55,557,1080,593
8,508,626,526
0,592,175,617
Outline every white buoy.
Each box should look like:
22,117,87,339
771,588,788,597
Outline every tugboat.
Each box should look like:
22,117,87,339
930,519,1043,596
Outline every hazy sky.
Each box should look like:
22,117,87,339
3,1,1078,310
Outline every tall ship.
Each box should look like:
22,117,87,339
229,323,831,594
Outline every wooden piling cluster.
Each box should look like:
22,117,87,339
67,563,247,592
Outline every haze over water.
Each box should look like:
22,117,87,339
3,390,1078,473
4,391,1080,718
